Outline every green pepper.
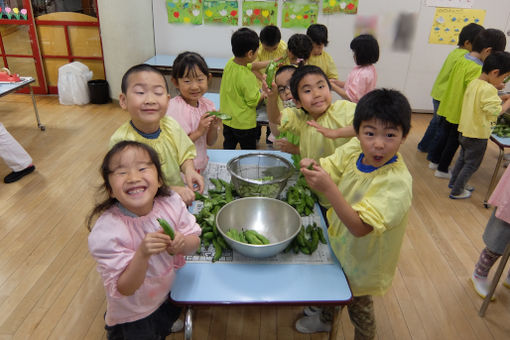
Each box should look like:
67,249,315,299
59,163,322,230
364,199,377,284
265,60,277,89
212,239,222,262
244,231,263,245
157,218,175,240
317,227,327,244
207,111,232,120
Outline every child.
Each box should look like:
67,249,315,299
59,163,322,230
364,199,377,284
284,33,313,67
220,27,264,150
427,28,507,178
166,51,220,173
251,25,287,144
330,34,379,103
418,23,484,153
471,165,510,299
448,51,510,199
252,25,287,82
266,65,356,164
271,65,300,164
0,122,35,183
87,141,201,339
296,89,413,337
110,64,203,206
306,23,339,80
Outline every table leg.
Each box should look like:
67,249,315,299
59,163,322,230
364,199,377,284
184,306,193,340
479,242,510,317
29,85,45,131
329,307,341,340
483,147,504,208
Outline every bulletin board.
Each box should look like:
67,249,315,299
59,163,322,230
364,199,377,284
153,0,510,111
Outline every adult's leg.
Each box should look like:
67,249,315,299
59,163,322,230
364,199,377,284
418,99,441,152
0,122,32,171
222,125,238,150
450,137,486,196
437,122,459,173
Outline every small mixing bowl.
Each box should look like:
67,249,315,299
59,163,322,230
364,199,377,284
215,197,301,258
226,153,295,199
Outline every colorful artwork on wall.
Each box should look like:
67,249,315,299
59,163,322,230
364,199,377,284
429,7,485,45
242,1,278,27
0,7,28,19
322,0,358,15
203,1,239,25
282,0,318,29
166,0,203,25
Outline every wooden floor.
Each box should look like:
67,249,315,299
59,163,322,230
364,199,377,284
0,94,509,340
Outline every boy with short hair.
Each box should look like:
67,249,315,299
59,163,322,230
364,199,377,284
267,65,355,163
306,23,339,80
418,23,484,153
297,89,413,338
220,27,263,149
428,28,507,178
110,64,203,206
252,25,287,80
449,51,510,199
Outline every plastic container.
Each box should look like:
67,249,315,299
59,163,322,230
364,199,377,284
88,79,110,104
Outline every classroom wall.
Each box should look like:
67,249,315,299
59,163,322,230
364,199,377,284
97,0,155,99
152,0,510,111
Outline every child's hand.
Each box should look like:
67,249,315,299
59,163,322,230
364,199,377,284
167,231,186,255
184,168,204,193
330,79,345,88
300,161,335,194
140,232,171,257
197,114,215,136
171,185,196,206
274,138,299,155
307,120,340,139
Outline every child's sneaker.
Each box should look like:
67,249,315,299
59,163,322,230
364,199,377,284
448,184,474,192
449,189,472,199
295,314,332,334
428,162,438,170
170,319,184,333
434,169,451,179
503,276,510,289
470,273,495,300
303,306,322,316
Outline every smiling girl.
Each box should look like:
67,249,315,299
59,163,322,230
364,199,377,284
166,52,220,173
87,141,201,339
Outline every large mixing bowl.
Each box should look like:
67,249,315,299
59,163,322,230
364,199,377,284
216,197,301,258
226,153,294,198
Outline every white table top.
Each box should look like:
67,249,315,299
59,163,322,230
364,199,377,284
170,149,352,305
0,77,34,97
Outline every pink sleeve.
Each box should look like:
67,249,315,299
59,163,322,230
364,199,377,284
346,66,377,103
88,214,135,298
488,166,510,224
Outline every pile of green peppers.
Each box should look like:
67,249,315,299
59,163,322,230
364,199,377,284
194,178,235,262
284,223,327,255
236,175,280,197
285,174,317,216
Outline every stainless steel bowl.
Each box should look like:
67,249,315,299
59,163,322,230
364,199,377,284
226,153,295,198
216,197,302,258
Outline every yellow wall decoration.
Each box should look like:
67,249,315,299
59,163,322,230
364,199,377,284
429,7,485,45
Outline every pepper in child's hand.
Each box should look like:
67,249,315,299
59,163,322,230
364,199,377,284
157,218,175,240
